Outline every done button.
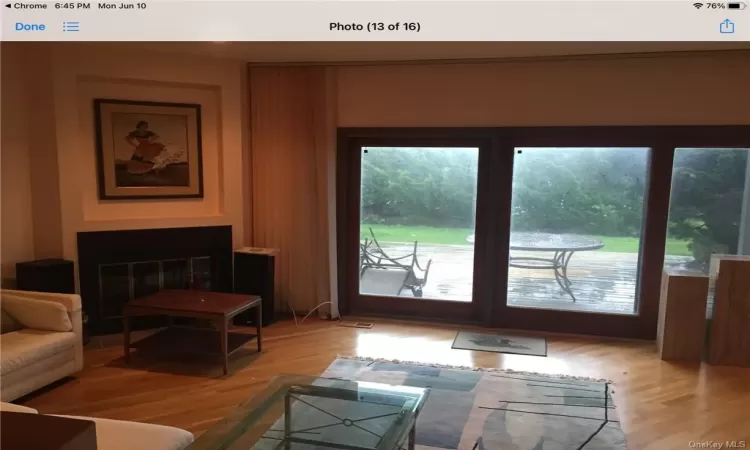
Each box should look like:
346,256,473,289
15,22,46,31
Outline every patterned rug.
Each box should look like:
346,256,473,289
323,357,627,450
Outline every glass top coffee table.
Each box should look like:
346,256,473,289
188,375,430,450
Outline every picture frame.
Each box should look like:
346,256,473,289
93,99,204,200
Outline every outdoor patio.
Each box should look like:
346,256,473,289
360,243,695,314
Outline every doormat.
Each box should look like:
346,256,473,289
452,330,547,356
337,321,374,329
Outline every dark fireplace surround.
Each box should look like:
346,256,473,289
77,226,233,335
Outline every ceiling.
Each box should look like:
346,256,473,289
96,42,750,63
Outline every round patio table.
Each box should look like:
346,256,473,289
466,232,604,301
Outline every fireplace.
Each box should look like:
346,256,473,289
78,226,233,335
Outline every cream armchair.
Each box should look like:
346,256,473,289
0,289,84,401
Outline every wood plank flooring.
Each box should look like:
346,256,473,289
19,319,750,450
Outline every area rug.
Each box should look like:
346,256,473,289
322,356,626,450
452,330,547,356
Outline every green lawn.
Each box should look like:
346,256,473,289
361,224,692,256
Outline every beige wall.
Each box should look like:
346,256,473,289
1,45,36,281
1,43,249,282
337,51,750,127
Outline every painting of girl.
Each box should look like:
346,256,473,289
123,120,186,178
94,99,203,200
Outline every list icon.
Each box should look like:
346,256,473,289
63,21,80,32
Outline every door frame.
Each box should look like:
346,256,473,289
337,126,750,338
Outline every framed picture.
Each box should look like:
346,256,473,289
93,99,204,200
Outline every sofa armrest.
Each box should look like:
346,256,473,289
0,402,39,414
1,289,84,372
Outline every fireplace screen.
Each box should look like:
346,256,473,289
98,256,211,319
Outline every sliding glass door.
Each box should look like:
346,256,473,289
338,127,750,338
339,135,493,322
505,147,650,315
359,146,479,302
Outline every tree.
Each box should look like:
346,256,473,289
667,149,747,266
361,147,479,227
510,148,648,236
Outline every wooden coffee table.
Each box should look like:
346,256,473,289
123,290,262,375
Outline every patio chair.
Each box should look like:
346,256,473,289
359,228,432,297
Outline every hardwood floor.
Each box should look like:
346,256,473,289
20,318,750,450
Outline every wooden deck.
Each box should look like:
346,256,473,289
360,243,695,314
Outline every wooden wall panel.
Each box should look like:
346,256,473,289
657,269,709,362
707,259,750,367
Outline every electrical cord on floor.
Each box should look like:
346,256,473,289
288,301,342,326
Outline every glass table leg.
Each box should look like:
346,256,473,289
284,392,291,450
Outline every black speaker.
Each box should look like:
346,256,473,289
233,248,276,327
15,258,75,294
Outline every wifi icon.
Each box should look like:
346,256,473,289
694,2,704,8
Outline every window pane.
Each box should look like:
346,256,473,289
359,147,479,301
664,148,750,318
507,147,650,314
